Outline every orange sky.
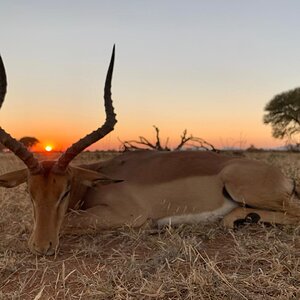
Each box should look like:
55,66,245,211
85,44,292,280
28,117,283,152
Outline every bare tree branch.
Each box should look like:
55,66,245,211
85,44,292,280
174,129,193,151
119,126,218,152
153,126,163,150
186,137,219,152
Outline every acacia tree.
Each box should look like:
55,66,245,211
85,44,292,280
19,137,39,149
120,125,218,152
263,88,300,141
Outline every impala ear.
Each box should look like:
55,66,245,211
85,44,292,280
0,168,28,188
69,166,123,188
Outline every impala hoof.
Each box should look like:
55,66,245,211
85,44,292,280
234,212,261,228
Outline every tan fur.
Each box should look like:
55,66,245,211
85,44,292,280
1,151,299,255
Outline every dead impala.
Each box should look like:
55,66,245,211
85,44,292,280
0,48,299,256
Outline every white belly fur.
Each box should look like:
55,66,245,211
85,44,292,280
156,197,238,227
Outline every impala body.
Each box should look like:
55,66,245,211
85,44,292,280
80,150,300,230
0,49,299,256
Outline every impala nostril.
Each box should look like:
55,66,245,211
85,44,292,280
46,243,55,256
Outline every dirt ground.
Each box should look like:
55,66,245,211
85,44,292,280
0,151,300,299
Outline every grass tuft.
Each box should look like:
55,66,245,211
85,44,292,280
0,151,300,299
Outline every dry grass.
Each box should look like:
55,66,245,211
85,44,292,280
0,151,300,299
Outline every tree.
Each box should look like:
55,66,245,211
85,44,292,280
263,87,300,140
120,125,218,152
19,137,39,149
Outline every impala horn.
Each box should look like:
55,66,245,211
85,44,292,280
0,54,42,174
53,45,117,173
0,56,7,109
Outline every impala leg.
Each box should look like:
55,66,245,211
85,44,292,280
223,207,300,229
284,196,300,217
62,205,148,234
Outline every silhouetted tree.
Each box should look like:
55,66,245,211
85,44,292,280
19,137,39,149
120,125,218,152
264,88,300,141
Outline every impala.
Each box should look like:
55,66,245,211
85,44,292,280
0,48,299,256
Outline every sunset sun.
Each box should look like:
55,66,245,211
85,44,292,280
45,145,53,152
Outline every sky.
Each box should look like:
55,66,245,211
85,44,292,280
1,1,300,151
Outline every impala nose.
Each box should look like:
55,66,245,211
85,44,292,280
32,241,55,256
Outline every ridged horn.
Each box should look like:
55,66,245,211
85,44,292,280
0,55,7,108
0,55,42,174
53,45,117,173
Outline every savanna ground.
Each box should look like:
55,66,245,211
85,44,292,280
0,151,300,299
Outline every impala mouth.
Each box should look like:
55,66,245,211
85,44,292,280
30,244,56,256
29,235,58,256
34,247,56,256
